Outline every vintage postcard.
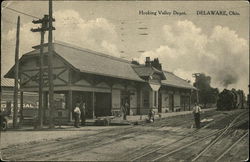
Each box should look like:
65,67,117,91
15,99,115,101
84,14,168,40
1,0,249,161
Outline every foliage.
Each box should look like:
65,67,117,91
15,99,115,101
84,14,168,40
193,73,219,107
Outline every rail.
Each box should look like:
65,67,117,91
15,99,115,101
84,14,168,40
215,132,248,162
191,112,246,161
131,111,246,162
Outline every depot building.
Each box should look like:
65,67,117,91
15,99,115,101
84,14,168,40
5,41,196,122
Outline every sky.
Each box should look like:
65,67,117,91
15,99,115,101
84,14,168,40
1,1,249,94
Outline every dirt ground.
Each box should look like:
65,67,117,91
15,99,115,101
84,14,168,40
0,109,249,161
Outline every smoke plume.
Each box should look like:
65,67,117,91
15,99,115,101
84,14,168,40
138,20,248,92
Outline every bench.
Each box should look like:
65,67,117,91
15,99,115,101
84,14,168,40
94,116,115,126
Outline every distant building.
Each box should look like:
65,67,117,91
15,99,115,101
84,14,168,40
5,41,196,122
1,78,38,113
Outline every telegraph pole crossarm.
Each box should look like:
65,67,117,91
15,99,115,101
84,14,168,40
31,15,46,128
31,14,55,128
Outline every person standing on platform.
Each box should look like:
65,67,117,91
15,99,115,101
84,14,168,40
124,100,130,120
121,103,127,120
148,109,155,122
81,102,86,126
192,102,202,128
74,103,81,128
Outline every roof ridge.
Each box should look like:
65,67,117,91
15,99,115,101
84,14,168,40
151,66,162,73
163,70,173,74
172,73,190,82
54,41,131,64
163,71,193,85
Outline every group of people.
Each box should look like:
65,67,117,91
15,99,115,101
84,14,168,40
73,98,202,129
73,101,86,128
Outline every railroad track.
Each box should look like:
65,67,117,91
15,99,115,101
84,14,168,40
129,111,247,162
191,112,247,161
2,126,134,161
125,110,229,161
215,131,248,162
128,122,220,161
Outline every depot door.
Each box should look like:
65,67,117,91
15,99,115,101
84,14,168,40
95,93,111,117
158,92,162,113
121,91,130,115
169,94,174,112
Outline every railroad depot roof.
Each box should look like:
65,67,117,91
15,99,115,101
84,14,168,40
53,42,144,82
5,41,196,89
162,71,196,90
5,42,144,82
1,78,14,87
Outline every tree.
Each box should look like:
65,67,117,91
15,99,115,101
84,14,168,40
193,73,219,108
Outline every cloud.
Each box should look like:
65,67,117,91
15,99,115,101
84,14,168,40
2,9,119,77
53,10,119,56
138,20,248,93
2,22,40,77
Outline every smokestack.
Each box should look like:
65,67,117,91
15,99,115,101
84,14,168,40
145,57,150,66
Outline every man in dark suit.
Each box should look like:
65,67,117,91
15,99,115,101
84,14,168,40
80,102,86,126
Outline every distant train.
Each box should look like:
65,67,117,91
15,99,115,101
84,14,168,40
217,89,245,110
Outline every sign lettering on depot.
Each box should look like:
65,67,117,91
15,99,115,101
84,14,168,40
1,102,38,109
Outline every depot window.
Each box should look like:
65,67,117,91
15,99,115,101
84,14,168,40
47,93,66,110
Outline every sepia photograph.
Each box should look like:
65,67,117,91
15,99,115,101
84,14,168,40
0,0,249,161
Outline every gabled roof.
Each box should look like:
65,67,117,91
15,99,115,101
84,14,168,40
133,65,161,76
53,42,144,82
162,71,196,90
4,41,196,90
132,65,166,80
5,42,144,82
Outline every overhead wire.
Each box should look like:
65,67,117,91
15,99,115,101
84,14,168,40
2,6,40,19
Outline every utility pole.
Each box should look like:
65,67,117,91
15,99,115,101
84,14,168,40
13,16,20,128
31,15,51,128
192,73,200,103
48,0,55,128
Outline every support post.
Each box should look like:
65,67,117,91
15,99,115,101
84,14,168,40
20,91,24,124
92,92,95,119
38,20,45,128
48,0,55,128
13,16,20,128
184,94,186,111
110,85,113,116
136,85,141,115
196,90,199,104
68,90,73,121
43,92,47,122
189,90,192,111
156,91,158,109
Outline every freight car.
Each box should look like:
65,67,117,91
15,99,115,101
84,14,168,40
217,89,245,111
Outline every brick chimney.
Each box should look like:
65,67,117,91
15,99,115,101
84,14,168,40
145,57,151,66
